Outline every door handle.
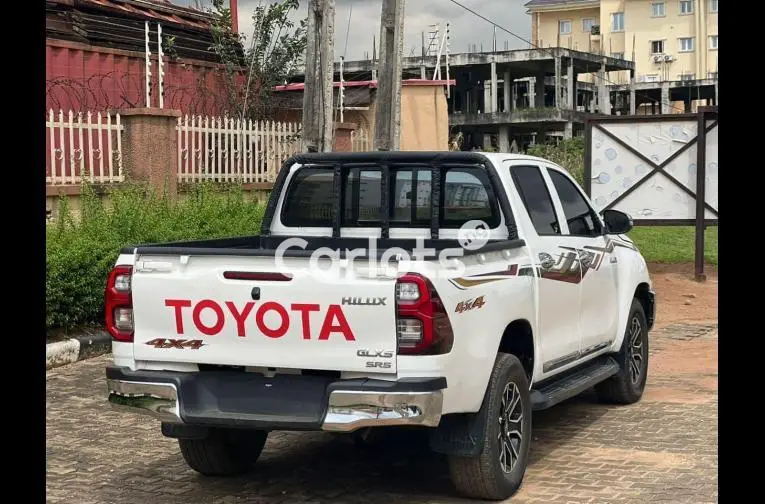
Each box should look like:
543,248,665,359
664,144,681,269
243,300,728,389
538,252,555,271
610,256,618,264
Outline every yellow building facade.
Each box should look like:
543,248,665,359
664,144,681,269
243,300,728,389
527,0,718,83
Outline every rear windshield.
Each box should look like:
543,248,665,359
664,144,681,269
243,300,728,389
280,165,501,229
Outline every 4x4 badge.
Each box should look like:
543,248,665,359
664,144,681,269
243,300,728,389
145,338,205,349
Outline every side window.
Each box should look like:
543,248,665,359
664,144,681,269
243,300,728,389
442,167,499,227
344,168,382,224
510,165,561,235
281,168,334,227
392,169,432,224
547,169,602,236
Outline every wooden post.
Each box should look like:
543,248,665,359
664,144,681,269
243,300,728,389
374,0,405,151
302,0,335,153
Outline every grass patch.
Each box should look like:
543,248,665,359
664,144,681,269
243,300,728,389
46,183,267,331
627,226,718,265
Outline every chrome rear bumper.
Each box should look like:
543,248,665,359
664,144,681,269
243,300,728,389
106,370,444,432
107,379,181,424
321,389,443,431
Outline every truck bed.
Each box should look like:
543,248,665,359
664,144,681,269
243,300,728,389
121,235,526,258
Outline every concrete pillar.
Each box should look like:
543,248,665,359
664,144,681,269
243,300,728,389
535,72,546,108
503,70,512,112
490,60,498,113
554,56,562,108
661,82,671,114
499,125,510,152
629,80,636,115
597,62,610,115
483,133,492,150
714,80,719,106
512,81,518,110
420,65,426,79
120,108,181,198
529,79,536,108
483,83,491,113
567,59,576,110
564,122,573,139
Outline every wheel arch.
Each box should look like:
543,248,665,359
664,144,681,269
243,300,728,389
613,281,655,352
497,319,535,382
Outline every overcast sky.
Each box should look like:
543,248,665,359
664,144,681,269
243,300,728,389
176,0,533,61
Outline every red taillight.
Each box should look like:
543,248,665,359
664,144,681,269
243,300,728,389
395,273,454,355
105,265,134,342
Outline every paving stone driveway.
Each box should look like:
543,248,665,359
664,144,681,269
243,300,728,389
46,324,718,504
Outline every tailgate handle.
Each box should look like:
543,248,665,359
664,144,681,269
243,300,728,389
135,261,174,273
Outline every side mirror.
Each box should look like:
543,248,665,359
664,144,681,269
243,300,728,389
602,209,633,235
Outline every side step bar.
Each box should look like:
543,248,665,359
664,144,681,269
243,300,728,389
531,356,620,411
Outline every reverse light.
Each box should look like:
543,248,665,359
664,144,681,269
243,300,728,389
396,318,424,348
105,265,134,342
113,307,134,332
395,274,454,355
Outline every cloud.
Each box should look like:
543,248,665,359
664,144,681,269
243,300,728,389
232,0,532,60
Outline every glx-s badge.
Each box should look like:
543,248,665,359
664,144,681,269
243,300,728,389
357,348,394,369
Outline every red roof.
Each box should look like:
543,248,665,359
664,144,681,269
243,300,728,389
274,79,456,92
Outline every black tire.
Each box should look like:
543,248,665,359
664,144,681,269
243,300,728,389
448,353,532,501
596,298,649,404
179,428,268,477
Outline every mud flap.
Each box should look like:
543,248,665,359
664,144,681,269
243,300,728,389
428,392,492,457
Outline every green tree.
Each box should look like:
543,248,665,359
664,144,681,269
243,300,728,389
209,0,307,121
527,136,585,186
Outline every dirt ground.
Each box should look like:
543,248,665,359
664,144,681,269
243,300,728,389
648,263,718,327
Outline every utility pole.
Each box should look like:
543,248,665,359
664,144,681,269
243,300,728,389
374,0,405,151
301,0,335,153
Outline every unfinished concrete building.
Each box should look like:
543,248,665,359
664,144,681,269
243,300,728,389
294,48,634,151
292,46,716,151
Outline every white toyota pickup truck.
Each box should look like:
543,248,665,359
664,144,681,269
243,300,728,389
105,151,655,500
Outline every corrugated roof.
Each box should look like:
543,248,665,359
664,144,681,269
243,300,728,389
50,0,213,31
46,0,229,62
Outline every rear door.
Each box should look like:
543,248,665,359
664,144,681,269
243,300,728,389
507,163,582,377
130,255,398,374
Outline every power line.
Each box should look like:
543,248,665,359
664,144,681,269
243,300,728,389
444,0,687,113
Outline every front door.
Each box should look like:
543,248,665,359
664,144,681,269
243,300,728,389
507,163,582,378
543,166,620,356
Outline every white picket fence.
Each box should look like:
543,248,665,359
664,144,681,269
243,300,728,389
46,109,124,185
177,116,301,183
351,128,371,152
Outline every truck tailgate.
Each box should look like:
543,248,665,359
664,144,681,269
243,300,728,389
130,255,398,374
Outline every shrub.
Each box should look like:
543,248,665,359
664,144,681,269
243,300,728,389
46,183,267,331
527,136,585,186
